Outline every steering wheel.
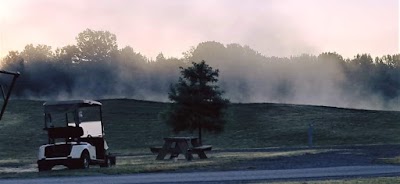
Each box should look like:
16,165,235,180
87,134,92,138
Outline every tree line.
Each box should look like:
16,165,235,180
1,29,399,110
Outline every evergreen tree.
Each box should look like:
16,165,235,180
164,60,230,145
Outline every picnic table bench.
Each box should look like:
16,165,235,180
150,137,212,160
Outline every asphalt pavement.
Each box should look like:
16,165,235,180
1,165,400,184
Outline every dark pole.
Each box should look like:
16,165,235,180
100,106,104,136
199,125,202,146
308,123,313,148
0,71,19,121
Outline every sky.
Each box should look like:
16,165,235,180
0,0,398,60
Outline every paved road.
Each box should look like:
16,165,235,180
1,165,400,184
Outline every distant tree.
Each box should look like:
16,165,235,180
116,46,147,64
2,51,24,71
76,29,118,63
184,41,227,65
352,54,374,66
155,52,164,61
163,60,230,145
55,45,80,65
382,54,400,68
317,52,345,64
20,44,53,62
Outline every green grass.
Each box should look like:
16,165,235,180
102,99,400,152
2,99,400,156
0,149,329,178
0,99,400,177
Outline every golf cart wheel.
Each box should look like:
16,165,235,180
80,150,90,169
38,163,52,172
100,156,111,168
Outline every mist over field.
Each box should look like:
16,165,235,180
0,30,399,110
190,42,400,110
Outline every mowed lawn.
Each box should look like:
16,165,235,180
0,99,400,158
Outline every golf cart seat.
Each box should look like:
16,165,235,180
47,126,83,139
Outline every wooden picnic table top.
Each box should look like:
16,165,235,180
163,137,198,141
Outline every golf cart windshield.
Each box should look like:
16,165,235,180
68,121,102,137
43,100,103,138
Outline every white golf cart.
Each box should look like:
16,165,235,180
37,100,115,171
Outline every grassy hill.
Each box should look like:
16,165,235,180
0,99,400,158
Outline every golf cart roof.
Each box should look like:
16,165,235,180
44,100,102,113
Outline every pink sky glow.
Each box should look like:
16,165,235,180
0,0,398,60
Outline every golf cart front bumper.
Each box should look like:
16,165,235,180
37,157,81,167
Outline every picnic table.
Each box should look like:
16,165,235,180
150,137,212,160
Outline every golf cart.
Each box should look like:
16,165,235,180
37,100,115,171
